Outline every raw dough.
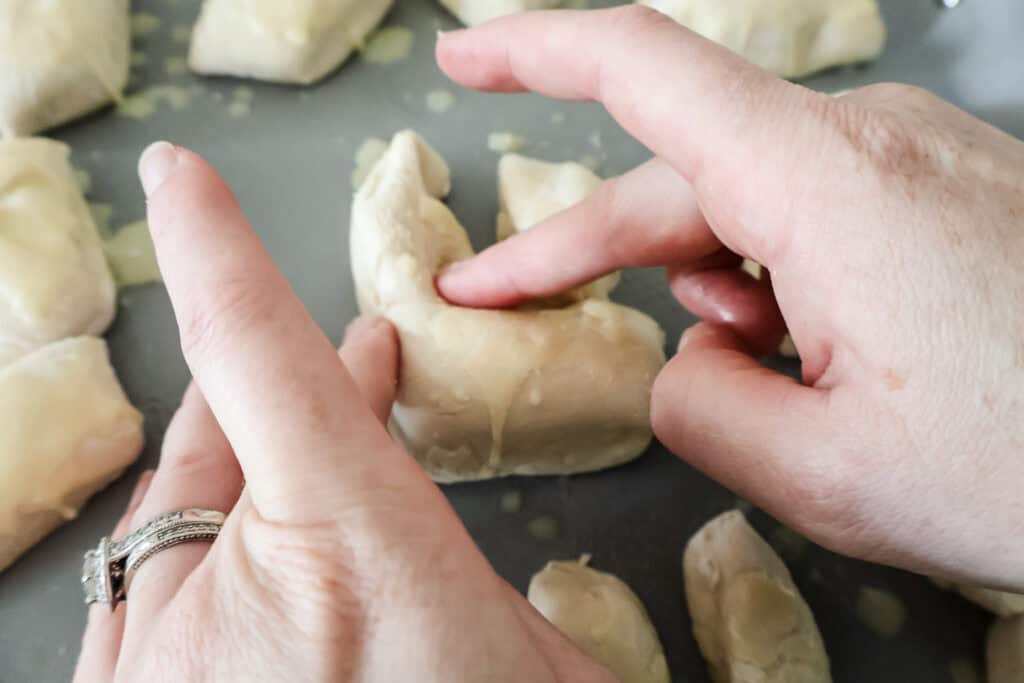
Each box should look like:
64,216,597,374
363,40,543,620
497,154,619,301
189,0,394,84
0,139,116,366
0,337,143,572
0,0,130,138
933,579,1024,618
639,0,886,79
987,616,1024,683
684,511,832,682
439,0,562,26
350,131,666,482
528,558,671,683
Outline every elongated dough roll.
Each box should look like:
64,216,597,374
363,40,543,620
190,0,394,84
987,616,1023,683
350,131,665,482
0,0,130,138
684,511,832,683
0,337,144,572
439,0,562,26
0,139,116,366
639,0,886,79
528,558,671,683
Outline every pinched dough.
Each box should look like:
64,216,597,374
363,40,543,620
0,337,143,572
190,0,394,84
0,139,116,366
0,0,130,138
439,0,562,26
684,511,832,683
350,131,666,482
639,0,886,79
932,579,1024,618
528,558,670,683
987,616,1023,683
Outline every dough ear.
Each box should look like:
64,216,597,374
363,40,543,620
0,0,130,137
351,131,666,482
683,511,832,683
189,0,393,84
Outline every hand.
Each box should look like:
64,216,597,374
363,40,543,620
74,144,616,682
435,7,1024,589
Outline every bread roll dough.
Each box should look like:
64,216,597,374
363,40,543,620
528,558,670,683
639,0,886,79
0,139,116,366
497,154,619,302
0,337,143,572
190,0,394,84
439,0,562,26
684,511,832,682
0,0,130,138
987,616,1023,683
350,131,665,482
933,579,1024,618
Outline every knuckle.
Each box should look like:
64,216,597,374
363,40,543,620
178,277,268,363
827,99,929,177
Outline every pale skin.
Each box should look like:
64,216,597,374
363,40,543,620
75,6,1024,681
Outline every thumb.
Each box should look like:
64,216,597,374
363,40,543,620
652,323,842,532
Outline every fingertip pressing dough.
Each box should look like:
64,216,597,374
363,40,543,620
0,337,144,572
0,0,131,138
684,511,832,682
189,0,394,84
439,0,563,26
350,131,666,482
987,616,1024,683
639,0,886,79
528,558,671,683
932,579,1024,618
0,139,116,366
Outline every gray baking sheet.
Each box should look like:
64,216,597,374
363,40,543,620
1,0,1022,680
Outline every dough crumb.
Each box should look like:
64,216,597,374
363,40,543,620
550,111,566,126
361,26,415,64
527,515,561,541
103,222,162,288
117,86,192,119
171,25,192,44
500,490,524,513
227,100,251,118
948,658,981,683
579,153,604,172
351,138,389,189
74,169,92,195
856,586,907,639
131,13,161,38
487,131,528,154
426,89,457,113
588,130,603,149
164,57,188,78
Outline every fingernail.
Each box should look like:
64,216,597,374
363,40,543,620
129,470,155,508
344,316,386,343
138,141,178,197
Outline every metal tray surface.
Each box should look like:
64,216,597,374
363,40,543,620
1,0,1021,680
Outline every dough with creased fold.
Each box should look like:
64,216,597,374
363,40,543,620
0,139,116,366
987,616,1024,683
190,0,394,84
0,337,144,572
528,558,671,683
0,0,130,138
438,0,562,26
639,0,886,79
684,511,832,683
350,131,665,482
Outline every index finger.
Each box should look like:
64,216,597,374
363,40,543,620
436,6,833,265
138,142,409,523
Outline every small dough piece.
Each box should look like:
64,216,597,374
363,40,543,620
190,0,394,84
497,154,619,301
933,579,1024,618
351,131,666,482
439,0,562,26
987,616,1024,683
0,0,130,138
0,139,116,366
639,0,886,79
528,558,670,683
684,511,832,683
0,337,144,572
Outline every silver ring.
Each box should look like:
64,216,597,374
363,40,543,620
82,509,225,609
